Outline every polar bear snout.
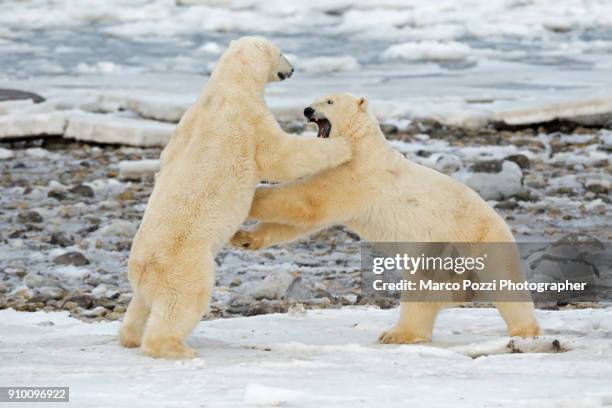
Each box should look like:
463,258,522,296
304,107,332,138
276,54,294,81
277,69,293,80
304,107,315,119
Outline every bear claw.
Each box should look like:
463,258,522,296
378,328,429,344
230,230,262,250
142,338,197,359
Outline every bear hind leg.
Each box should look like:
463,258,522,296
379,302,445,344
495,301,541,338
119,291,150,348
140,259,213,359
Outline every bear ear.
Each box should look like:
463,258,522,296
357,97,369,111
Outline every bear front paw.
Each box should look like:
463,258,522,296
230,230,264,250
378,327,430,344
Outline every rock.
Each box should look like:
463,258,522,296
495,200,519,210
50,232,72,247
287,303,307,316
25,147,51,158
512,190,539,202
23,272,61,288
242,272,296,300
245,300,286,316
118,159,160,180
0,88,45,103
0,281,9,293
434,154,462,175
286,277,313,302
380,123,398,135
470,159,503,173
505,154,530,169
53,251,90,266
69,184,95,198
0,147,15,160
97,220,137,238
32,287,65,301
62,293,94,309
585,179,609,195
227,294,257,314
18,210,43,224
455,161,524,200
116,190,135,201
48,189,68,200
81,306,107,318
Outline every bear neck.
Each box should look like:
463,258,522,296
350,117,393,159
204,53,268,100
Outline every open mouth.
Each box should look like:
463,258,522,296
309,117,332,138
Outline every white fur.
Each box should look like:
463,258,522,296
119,38,352,358
233,92,541,344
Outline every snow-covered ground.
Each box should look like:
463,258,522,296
1,307,611,407
2,0,612,132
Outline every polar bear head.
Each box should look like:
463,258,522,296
226,36,294,83
303,93,370,139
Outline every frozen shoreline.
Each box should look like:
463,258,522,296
1,307,611,407
2,85,612,147
3,0,612,141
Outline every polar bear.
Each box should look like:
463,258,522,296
231,93,541,344
119,38,352,358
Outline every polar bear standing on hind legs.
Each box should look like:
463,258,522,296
119,38,352,358
232,92,541,344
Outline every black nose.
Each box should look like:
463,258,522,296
304,107,314,118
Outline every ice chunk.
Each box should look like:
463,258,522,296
64,112,174,146
0,113,66,139
299,55,361,73
496,97,612,126
118,159,160,180
95,94,192,123
381,41,472,62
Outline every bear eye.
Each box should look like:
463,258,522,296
327,99,334,105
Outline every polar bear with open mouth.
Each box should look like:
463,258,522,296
232,92,541,344
120,39,352,358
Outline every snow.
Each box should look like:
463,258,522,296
1,307,611,407
381,41,472,62
244,383,305,406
